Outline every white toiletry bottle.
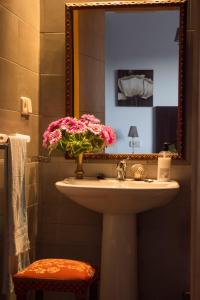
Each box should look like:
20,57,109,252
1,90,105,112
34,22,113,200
157,143,171,182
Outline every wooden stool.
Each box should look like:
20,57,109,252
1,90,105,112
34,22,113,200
13,258,97,300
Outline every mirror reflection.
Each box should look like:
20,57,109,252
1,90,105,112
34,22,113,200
75,9,180,154
105,10,179,154
68,3,185,158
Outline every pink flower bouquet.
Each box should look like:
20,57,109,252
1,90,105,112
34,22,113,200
43,114,116,157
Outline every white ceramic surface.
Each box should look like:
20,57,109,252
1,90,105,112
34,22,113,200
55,177,180,214
55,177,180,300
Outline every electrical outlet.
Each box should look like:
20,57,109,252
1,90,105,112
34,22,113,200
133,140,140,148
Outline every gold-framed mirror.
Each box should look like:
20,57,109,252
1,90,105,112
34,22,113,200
65,0,187,160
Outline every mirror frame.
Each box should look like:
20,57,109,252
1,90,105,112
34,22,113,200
65,0,187,160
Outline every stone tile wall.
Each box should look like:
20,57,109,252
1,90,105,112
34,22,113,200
0,1,40,298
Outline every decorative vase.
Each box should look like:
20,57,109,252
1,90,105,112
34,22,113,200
75,153,84,179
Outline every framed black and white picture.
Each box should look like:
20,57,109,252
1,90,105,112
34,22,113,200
116,70,153,107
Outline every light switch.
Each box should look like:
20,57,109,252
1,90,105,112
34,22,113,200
21,97,32,116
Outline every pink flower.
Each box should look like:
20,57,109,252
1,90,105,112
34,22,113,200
43,130,50,148
80,114,101,125
67,120,87,134
47,118,64,132
60,117,87,134
87,123,102,135
42,114,116,155
60,117,76,130
49,129,62,145
101,125,116,146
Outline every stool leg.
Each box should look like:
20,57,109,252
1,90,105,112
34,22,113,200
35,290,44,300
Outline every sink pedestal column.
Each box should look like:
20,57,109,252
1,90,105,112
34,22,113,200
100,214,138,300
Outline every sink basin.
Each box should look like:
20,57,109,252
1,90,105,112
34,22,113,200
55,177,180,300
55,177,179,214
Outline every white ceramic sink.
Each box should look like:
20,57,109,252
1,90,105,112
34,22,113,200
55,177,180,300
55,177,179,214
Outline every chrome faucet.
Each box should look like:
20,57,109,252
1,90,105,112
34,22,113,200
117,159,127,180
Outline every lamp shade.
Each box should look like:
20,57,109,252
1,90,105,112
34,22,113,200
128,126,138,138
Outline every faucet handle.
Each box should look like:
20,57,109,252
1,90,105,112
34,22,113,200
131,164,145,181
117,159,127,180
117,159,127,168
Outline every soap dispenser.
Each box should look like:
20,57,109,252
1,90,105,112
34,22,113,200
157,142,172,182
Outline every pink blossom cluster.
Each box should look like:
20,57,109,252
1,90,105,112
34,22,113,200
43,114,116,150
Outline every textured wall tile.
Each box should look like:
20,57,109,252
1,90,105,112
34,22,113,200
79,28,104,62
0,5,40,71
36,241,101,266
0,58,19,111
38,161,102,226
79,55,104,113
38,223,101,246
138,187,190,300
0,5,19,63
18,68,39,115
0,0,25,21
40,33,65,75
27,204,38,251
0,58,39,114
0,0,40,30
39,198,102,226
40,0,65,33
18,20,39,73
26,0,40,31
79,10,105,35
79,10,105,60
40,75,65,117
184,30,199,161
189,0,200,30
0,109,39,157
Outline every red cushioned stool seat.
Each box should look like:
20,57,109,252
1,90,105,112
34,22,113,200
13,258,97,300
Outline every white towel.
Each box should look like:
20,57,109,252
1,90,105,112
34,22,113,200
8,136,30,255
2,136,30,294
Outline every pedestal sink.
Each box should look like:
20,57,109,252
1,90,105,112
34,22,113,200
55,177,180,300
